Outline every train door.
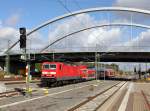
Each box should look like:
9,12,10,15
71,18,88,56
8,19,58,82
81,69,88,80
57,64,62,79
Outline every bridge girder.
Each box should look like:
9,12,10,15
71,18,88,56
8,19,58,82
1,52,150,62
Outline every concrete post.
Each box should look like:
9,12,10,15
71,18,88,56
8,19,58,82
5,40,10,74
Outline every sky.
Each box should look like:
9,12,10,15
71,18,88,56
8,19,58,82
0,0,113,28
1,0,150,71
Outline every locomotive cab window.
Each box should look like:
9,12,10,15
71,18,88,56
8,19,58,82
43,64,49,69
43,64,56,70
49,64,56,70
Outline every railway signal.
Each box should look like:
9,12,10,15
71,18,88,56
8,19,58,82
19,27,26,49
19,27,31,96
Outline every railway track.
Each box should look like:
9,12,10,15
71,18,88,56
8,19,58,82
1,81,40,98
1,79,128,100
68,81,127,111
0,87,38,98
4,80,40,85
0,91,19,98
141,90,150,111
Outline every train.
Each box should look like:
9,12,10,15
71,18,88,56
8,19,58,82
97,68,115,78
41,62,115,86
41,62,96,86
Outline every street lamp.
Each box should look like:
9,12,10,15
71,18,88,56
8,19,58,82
52,50,55,61
95,44,98,81
95,52,100,81
97,53,100,81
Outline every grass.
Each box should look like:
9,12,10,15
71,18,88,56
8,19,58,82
0,71,4,79
134,78,150,83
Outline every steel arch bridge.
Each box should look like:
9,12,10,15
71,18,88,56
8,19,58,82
40,23,150,53
5,7,150,53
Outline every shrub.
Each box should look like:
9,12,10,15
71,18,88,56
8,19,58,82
0,71,4,79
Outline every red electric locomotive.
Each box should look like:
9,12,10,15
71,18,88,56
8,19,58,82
41,62,95,86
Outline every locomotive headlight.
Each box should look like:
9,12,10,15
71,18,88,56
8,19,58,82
42,72,47,74
50,72,56,74
42,72,50,74
42,72,56,74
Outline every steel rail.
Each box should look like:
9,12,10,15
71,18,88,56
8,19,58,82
141,90,150,110
0,91,19,98
67,81,126,111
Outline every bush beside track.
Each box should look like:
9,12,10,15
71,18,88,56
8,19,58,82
0,71,4,79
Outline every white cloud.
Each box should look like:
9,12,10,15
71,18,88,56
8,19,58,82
1,12,150,54
49,14,97,42
114,0,150,23
27,30,47,50
110,0,150,52
0,26,46,54
48,13,122,52
0,27,18,52
88,28,121,44
4,14,20,26
0,20,2,28
109,29,150,52
128,29,150,51
115,0,150,10
0,27,18,39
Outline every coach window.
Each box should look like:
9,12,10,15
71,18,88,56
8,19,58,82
83,70,87,74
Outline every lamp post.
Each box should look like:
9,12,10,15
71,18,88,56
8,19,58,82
95,43,101,81
104,63,105,82
138,64,141,79
97,53,100,81
95,51,98,80
95,44,98,81
52,50,55,61
5,39,11,75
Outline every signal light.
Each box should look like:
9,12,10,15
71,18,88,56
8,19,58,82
19,28,26,35
19,27,26,49
20,35,26,48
